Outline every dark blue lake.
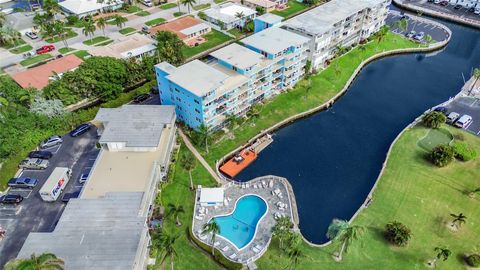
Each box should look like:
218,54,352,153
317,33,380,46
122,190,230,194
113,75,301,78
236,20,480,244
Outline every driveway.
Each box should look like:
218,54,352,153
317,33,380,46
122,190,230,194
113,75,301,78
0,128,99,268
444,96,480,135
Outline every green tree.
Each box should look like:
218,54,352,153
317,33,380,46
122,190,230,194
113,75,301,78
247,104,262,119
384,221,412,246
234,11,245,29
466,254,480,267
195,124,210,153
429,246,451,267
450,213,467,229
82,19,96,43
430,145,455,167
152,231,179,270
180,151,196,190
0,12,6,27
0,26,21,46
468,68,480,96
255,6,266,15
43,0,61,20
4,253,65,270
166,203,185,226
374,25,390,44
225,113,241,130
326,219,365,261
285,245,305,270
422,111,446,129
96,17,108,36
202,220,221,255
52,21,70,48
113,15,128,29
272,216,293,250
155,31,185,65
424,34,433,44
303,0,319,6
395,18,408,33
181,0,197,14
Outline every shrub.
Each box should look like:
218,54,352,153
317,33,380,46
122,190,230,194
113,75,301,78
430,144,455,167
453,133,465,141
453,141,477,161
422,111,446,129
466,254,480,267
384,221,412,247
66,15,79,26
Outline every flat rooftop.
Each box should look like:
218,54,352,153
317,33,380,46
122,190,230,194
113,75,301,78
210,43,266,70
255,13,283,24
149,16,209,39
283,0,386,35
89,33,156,58
204,3,256,24
59,0,123,15
242,26,310,55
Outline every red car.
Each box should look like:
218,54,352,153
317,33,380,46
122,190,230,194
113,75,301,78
36,45,55,54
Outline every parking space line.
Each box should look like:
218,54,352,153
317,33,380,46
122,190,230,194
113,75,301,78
465,121,473,130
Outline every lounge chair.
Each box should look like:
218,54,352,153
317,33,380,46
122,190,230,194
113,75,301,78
229,253,237,259
254,244,263,251
252,246,260,253
199,234,208,240
195,215,203,220
222,246,230,252
214,241,220,247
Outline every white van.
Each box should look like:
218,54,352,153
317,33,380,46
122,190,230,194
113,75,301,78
39,167,72,202
454,115,472,128
141,0,153,7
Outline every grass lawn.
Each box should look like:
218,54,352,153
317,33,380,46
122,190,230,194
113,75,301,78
174,11,186,17
135,10,151,16
58,47,76,54
82,36,110,46
9,44,33,54
145,17,166,26
45,29,78,43
214,0,226,3
151,144,221,270
73,50,90,60
95,40,114,46
20,54,53,66
1,39,26,49
417,127,453,151
227,28,244,38
272,0,308,18
123,4,142,13
160,3,177,9
193,3,211,10
182,30,232,59
119,27,137,35
257,125,480,269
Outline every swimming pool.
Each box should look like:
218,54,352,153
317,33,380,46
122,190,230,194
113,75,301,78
213,195,268,250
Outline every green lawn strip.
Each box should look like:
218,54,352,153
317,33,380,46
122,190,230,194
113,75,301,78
214,0,226,3
73,50,90,60
152,144,221,270
257,125,480,269
182,30,233,59
417,128,453,152
9,44,33,54
0,82,154,190
199,32,422,166
145,17,166,26
45,29,78,43
160,3,177,9
82,36,110,46
119,27,137,35
95,40,114,46
173,11,186,17
122,5,142,13
58,47,76,54
272,0,308,18
227,28,244,38
20,54,53,67
1,39,26,49
135,10,151,16
193,3,211,10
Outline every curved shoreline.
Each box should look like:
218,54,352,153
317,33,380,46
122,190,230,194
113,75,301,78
215,23,452,248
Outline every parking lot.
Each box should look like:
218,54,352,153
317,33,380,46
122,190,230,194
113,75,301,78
444,96,480,135
387,11,451,42
402,0,480,23
0,128,99,267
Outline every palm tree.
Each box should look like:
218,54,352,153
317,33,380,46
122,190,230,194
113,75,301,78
326,219,365,261
424,34,433,45
96,17,108,36
181,0,197,13
166,203,185,226
43,0,61,20
52,21,69,48
4,253,65,270
272,216,293,250
155,231,179,270
82,20,96,43
234,11,245,29
225,113,240,129
375,25,389,44
202,220,221,255
196,124,210,153
113,15,128,29
180,151,196,190
395,18,408,33
0,12,6,27
468,68,480,96
450,213,467,229
247,104,262,119
429,246,451,267
285,246,305,270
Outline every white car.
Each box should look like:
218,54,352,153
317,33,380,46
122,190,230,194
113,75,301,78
446,112,460,123
25,31,38,40
475,8,480,14
454,115,472,128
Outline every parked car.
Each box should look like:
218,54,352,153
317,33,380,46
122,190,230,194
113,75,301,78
61,190,80,203
475,8,480,14
56,54,64,59
8,177,39,189
25,31,38,39
454,115,472,128
439,1,449,6
454,4,462,9
446,112,460,123
23,51,36,58
0,194,23,204
36,45,55,54
19,158,49,170
433,0,441,4
406,30,416,38
150,86,159,94
414,31,425,41
140,0,153,7
70,123,91,137
141,25,150,34
133,93,151,104
40,135,63,149
28,150,53,159
434,106,448,115
79,168,91,184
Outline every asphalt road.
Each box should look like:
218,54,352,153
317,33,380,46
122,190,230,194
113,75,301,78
405,0,480,22
0,128,99,268
445,96,480,135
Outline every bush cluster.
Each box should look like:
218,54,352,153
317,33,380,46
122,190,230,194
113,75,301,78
466,254,480,267
430,144,455,167
384,221,412,247
452,141,477,161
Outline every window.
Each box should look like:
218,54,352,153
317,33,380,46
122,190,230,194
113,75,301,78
194,99,200,104
176,97,182,102
175,88,180,93
195,108,200,113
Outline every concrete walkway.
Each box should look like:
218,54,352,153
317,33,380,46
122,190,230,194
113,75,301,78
178,129,225,185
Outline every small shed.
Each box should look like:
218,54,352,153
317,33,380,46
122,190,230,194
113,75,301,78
199,187,225,206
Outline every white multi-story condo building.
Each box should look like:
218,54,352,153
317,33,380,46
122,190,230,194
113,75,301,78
283,0,390,69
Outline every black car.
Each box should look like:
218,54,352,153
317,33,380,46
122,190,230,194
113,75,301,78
61,191,80,203
133,93,151,104
150,86,159,94
434,106,448,115
70,123,91,137
8,177,39,189
0,194,23,204
454,4,462,9
28,150,53,159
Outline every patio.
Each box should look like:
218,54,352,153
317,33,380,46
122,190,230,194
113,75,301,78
191,175,294,264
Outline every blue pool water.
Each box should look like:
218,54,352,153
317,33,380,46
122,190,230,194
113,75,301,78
214,195,267,249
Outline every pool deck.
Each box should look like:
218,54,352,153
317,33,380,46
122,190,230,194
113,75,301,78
192,175,294,264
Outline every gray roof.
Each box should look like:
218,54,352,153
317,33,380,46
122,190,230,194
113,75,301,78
284,0,386,36
210,43,265,70
166,60,229,97
256,13,283,24
95,105,176,148
241,26,310,55
17,192,147,270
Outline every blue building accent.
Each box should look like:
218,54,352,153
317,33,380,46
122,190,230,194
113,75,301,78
253,13,283,33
